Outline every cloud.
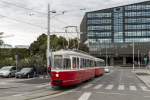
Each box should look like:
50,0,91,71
0,0,146,46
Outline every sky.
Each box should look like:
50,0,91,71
0,0,145,46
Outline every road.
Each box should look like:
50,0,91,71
0,77,52,100
1,68,150,100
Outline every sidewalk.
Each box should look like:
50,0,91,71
134,69,150,88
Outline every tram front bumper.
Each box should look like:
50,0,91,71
51,80,62,86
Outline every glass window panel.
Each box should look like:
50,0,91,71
87,13,111,18
125,38,150,42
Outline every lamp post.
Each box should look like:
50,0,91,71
47,4,56,76
133,42,135,71
106,44,108,67
138,49,140,69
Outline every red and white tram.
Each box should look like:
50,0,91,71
49,49,105,87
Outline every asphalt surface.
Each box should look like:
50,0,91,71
0,77,51,100
32,68,150,100
1,68,150,100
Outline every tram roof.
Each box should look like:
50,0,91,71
53,49,104,61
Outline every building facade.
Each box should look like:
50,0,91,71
80,1,150,66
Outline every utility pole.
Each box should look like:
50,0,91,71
133,42,135,71
64,26,70,49
47,4,50,76
64,26,80,50
47,4,56,77
138,49,140,69
75,26,80,50
106,45,108,67
15,54,18,72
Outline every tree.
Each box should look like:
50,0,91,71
68,38,89,52
29,34,69,68
68,38,78,49
0,32,4,46
28,33,89,70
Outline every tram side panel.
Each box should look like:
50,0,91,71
51,68,95,87
95,67,104,77
51,70,81,87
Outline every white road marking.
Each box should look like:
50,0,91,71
35,84,49,88
13,93,27,96
78,92,91,100
0,82,7,85
83,84,93,89
105,84,114,90
118,85,125,90
140,86,150,91
119,70,123,84
129,85,137,91
93,84,103,89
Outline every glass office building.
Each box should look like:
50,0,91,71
80,1,150,66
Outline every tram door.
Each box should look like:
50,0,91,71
72,57,79,69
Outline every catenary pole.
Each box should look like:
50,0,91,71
47,4,50,76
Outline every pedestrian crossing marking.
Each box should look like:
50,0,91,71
129,85,137,91
83,84,93,89
118,85,125,90
82,83,150,92
140,86,149,91
93,84,103,89
105,84,114,90
35,84,49,88
78,92,91,100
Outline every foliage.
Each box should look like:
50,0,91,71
0,48,30,67
0,32,4,46
0,58,15,67
0,33,89,69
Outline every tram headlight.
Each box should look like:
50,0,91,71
55,73,59,77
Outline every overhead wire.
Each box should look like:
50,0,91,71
0,0,46,15
0,0,87,27
0,0,89,33
0,0,70,26
0,13,64,30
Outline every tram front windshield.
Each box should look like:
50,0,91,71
54,55,63,69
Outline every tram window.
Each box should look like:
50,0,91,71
89,60,91,67
88,59,91,67
83,59,86,67
91,60,93,67
86,59,90,67
94,61,97,66
85,59,87,67
80,58,83,68
54,55,63,69
77,58,79,68
92,60,95,67
63,58,71,69
72,57,77,68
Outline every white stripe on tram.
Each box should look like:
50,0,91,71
83,84,93,89
93,84,103,89
129,85,137,91
78,92,91,100
118,85,125,90
105,84,114,90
